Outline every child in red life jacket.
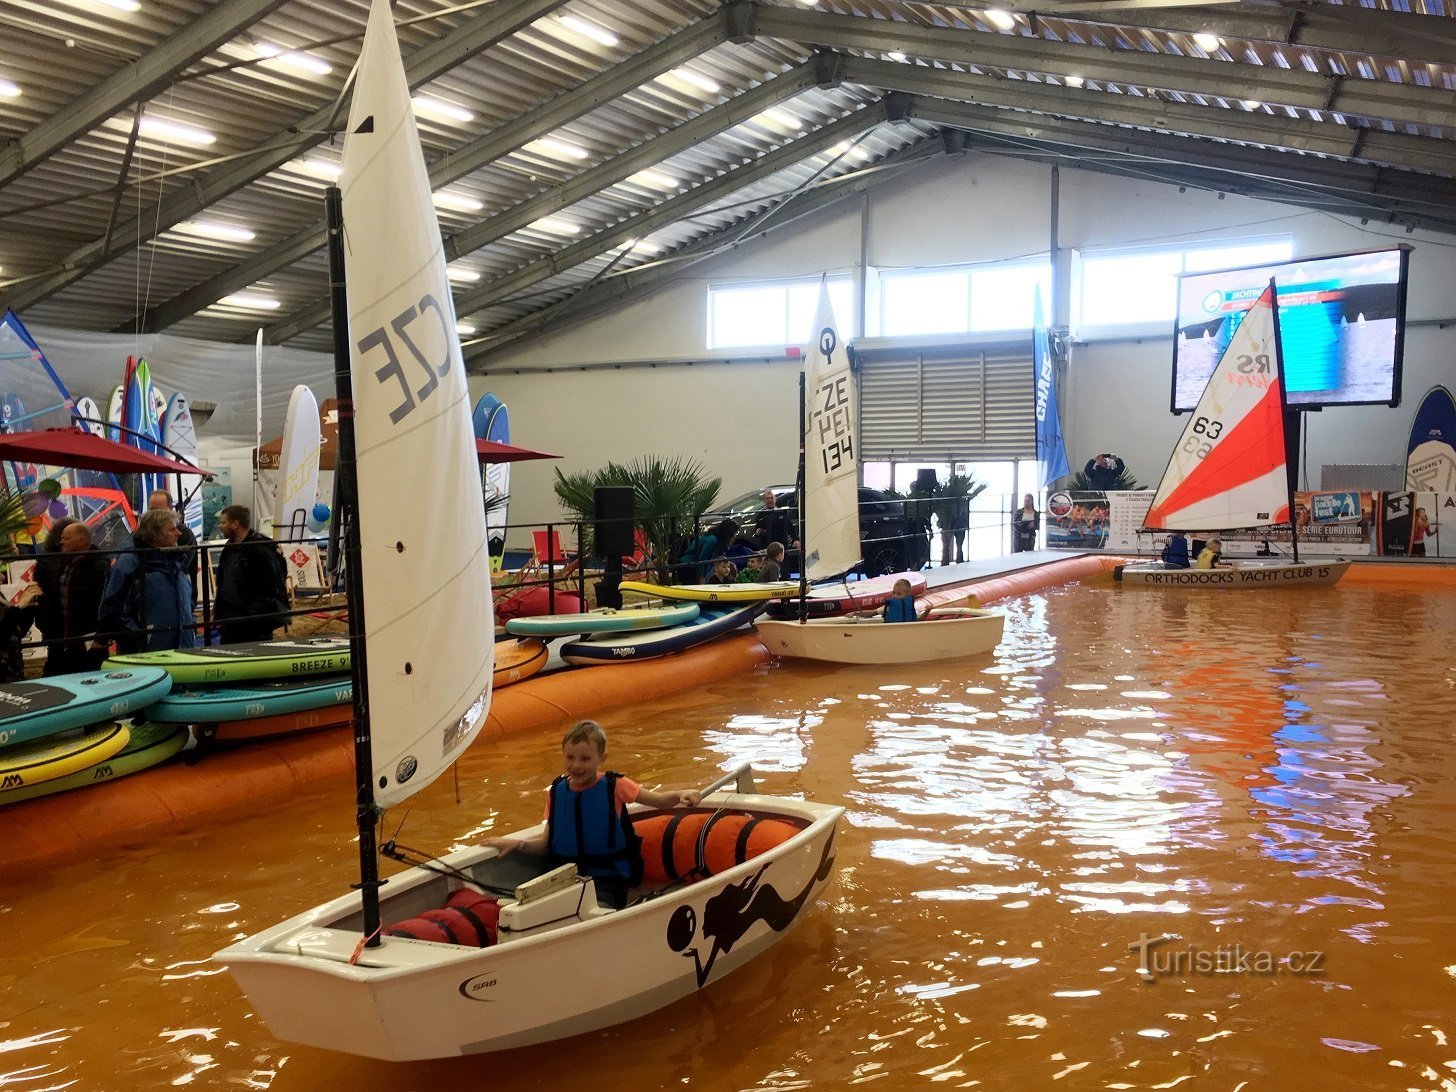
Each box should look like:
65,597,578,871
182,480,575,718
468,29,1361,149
482,720,701,909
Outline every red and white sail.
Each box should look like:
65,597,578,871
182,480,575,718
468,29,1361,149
1144,282,1289,531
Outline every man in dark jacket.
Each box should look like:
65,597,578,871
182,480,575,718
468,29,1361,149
214,505,289,645
46,521,111,675
1083,453,1126,491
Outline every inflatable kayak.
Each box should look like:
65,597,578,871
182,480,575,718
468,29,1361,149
620,580,800,603
764,572,928,618
105,637,351,684
503,603,699,637
560,604,764,665
0,668,173,748
147,675,353,724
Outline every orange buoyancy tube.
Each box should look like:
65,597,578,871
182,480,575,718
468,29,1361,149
382,888,501,947
634,811,803,886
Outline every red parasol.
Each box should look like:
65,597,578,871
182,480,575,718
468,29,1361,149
475,438,559,463
0,428,211,476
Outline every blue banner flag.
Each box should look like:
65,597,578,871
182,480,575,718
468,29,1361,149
1033,294,1071,488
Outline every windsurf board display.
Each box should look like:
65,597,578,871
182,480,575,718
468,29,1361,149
561,603,765,664
106,384,125,442
764,572,929,619
275,385,321,539
74,396,103,436
503,602,700,637
620,579,802,603
492,638,547,688
1405,385,1456,492
0,720,131,793
147,674,353,724
161,392,204,539
0,667,173,749
2,394,37,491
144,382,168,497
105,636,351,685
472,393,510,572
0,721,188,805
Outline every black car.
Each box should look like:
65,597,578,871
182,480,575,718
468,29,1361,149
706,484,919,575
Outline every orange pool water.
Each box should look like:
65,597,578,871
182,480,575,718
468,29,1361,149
2,576,1454,1090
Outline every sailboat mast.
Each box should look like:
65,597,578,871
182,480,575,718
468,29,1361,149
796,368,808,623
324,184,384,944
1268,277,1300,564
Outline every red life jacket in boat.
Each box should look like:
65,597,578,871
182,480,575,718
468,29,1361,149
383,888,500,947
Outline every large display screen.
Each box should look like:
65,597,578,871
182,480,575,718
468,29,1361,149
1171,246,1409,412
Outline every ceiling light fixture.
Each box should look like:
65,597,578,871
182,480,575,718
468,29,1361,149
138,116,216,146
88,0,142,11
456,323,477,336
559,14,619,47
1193,32,1221,52
433,190,484,213
627,168,679,191
0,79,20,98
1241,99,1262,109
256,44,333,76
412,95,474,124
754,106,805,132
666,67,720,94
446,267,482,283
626,238,661,253
530,135,590,161
1065,75,1085,88
886,51,907,63
985,9,1017,30
533,216,580,236
178,220,256,243
220,293,280,311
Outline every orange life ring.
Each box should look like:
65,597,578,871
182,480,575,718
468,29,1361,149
634,811,802,886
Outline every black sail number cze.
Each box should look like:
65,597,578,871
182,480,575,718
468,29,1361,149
357,294,452,424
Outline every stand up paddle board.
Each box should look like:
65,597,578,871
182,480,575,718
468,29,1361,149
561,603,764,664
1405,385,1456,492
0,667,173,748
620,580,801,603
105,636,351,684
147,674,353,723
493,637,547,688
472,393,509,572
106,385,124,442
275,385,321,540
503,602,699,637
0,720,131,793
0,721,188,805
74,396,103,437
205,704,351,743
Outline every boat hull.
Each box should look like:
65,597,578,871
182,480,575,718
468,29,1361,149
216,794,841,1060
1115,559,1351,588
756,609,1004,664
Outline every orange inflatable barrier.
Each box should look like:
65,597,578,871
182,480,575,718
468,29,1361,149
634,811,803,885
918,554,1117,611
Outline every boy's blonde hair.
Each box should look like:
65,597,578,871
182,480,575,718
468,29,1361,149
562,719,607,754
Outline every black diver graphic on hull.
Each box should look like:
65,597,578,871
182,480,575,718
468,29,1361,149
666,833,836,988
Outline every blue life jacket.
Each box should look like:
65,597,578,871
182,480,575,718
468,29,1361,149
885,596,917,623
546,772,642,884
1162,535,1190,569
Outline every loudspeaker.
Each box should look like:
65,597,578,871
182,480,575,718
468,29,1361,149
593,487,635,559
914,468,939,492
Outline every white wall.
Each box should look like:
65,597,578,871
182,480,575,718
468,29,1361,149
471,152,1456,540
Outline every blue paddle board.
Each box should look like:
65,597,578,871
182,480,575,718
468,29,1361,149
0,667,173,748
560,603,765,664
147,674,353,723
1405,385,1456,492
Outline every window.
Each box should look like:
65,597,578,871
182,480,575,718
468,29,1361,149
1076,238,1293,332
879,261,1051,337
707,278,854,349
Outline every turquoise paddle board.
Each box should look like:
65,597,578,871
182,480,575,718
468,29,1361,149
504,602,700,637
104,636,351,685
561,603,765,664
0,722,189,805
0,667,173,749
147,674,353,723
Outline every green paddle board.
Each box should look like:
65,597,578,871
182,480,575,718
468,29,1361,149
105,636,351,684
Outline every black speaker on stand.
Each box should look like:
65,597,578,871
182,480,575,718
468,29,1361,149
593,486,635,608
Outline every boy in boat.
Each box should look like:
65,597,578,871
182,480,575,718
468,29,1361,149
883,578,918,622
483,720,701,909
1162,531,1191,569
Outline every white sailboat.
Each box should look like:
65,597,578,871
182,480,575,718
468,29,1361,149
1116,281,1350,589
755,282,1004,662
215,0,842,1060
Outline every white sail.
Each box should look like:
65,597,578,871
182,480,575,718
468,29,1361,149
803,279,860,580
274,384,320,537
1144,282,1291,532
342,0,492,809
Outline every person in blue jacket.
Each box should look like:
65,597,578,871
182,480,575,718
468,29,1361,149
883,578,918,623
1161,531,1191,569
96,508,196,653
482,720,701,909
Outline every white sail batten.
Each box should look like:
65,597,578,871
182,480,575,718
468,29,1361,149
342,0,492,809
803,280,860,581
1143,283,1291,533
